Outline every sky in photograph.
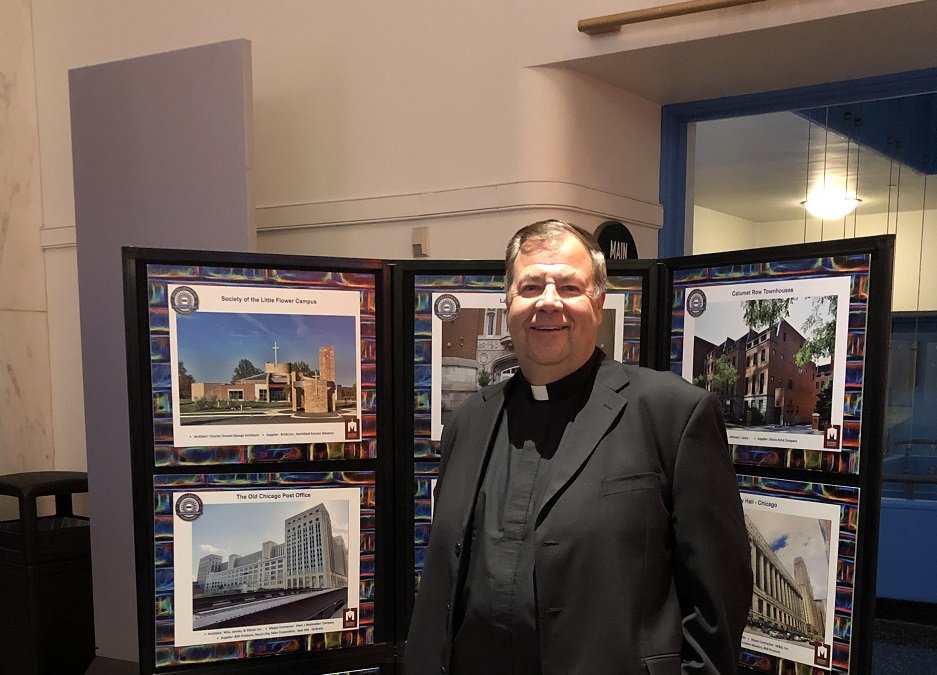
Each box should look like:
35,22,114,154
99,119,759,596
746,508,832,600
190,498,351,576
176,312,356,384
693,294,835,366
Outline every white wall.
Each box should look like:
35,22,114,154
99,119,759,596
692,206,757,254
694,205,937,312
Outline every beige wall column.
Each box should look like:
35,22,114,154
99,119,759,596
0,0,54,495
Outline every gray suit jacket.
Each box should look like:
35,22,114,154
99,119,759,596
405,359,752,674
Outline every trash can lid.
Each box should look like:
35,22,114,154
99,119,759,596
0,471,89,499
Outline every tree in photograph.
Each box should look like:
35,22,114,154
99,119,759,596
177,361,194,399
708,354,740,419
194,394,219,410
743,298,794,331
477,369,491,388
815,379,834,425
795,296,837,368
709,355,739,397
231,358,262,383
743,295,837,368
292,360,315,377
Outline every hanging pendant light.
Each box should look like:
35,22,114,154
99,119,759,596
802,119,861,221
802,183,861,220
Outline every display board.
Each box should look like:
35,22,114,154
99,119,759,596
124,237,891,674
665,236,894,674
123,249,394,675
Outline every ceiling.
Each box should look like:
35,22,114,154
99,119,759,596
561,1,937,106
694,110,931,223
559,1,937,224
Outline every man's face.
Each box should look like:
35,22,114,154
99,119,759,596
506,233,605,385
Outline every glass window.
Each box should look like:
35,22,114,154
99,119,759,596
884,314,937,501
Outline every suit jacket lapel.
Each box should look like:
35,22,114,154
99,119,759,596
452,381,508,534
537,360,630,522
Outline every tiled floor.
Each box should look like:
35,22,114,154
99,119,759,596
872,619,937,674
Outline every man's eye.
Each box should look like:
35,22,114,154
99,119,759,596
520,284,541,294
560,285,582,294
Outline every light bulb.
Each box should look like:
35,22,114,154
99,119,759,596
802,183,860,220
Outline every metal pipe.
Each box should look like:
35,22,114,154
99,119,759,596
579,0,768,35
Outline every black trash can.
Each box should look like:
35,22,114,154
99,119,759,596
0,472,95,674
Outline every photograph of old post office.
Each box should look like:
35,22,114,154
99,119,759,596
689,295,837,433
190,499,351,631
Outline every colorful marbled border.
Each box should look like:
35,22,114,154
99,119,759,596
671,255,871,474
152,472,376,668
413,462,439,591
145,264,379,466
737,475,861,675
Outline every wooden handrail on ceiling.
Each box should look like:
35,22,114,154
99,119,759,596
579,0,767,35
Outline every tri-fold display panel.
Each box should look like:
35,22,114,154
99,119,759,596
124,237,892,675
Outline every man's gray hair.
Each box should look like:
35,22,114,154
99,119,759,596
504,219,607,297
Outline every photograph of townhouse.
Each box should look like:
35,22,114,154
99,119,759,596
171,487,360,647
429,291,625,440
740,492,840,670
680,276,851,451
168,284,361,447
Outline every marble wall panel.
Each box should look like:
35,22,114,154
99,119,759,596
0,0,55,494
1,0,48,311
0,309,54,474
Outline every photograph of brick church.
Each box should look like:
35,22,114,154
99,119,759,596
174,312,359,426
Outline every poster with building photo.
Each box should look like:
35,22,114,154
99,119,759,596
740,492,842,671
429,291,626,440
171,486,361,647
680,276,851,451
168,283,362,447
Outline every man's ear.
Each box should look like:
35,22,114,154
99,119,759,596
594,291,606,323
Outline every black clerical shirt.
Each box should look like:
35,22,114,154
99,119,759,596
449,349,603,674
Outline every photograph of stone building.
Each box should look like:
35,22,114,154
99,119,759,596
737,487,845,670
745,513,827,644
195,501,349,596
190,501,350,631
172,486,361,647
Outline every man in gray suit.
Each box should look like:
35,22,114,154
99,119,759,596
405,220,752,674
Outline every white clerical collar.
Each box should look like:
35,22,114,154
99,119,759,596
530,384,549,401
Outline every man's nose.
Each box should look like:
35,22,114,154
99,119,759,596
537,283,563,309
